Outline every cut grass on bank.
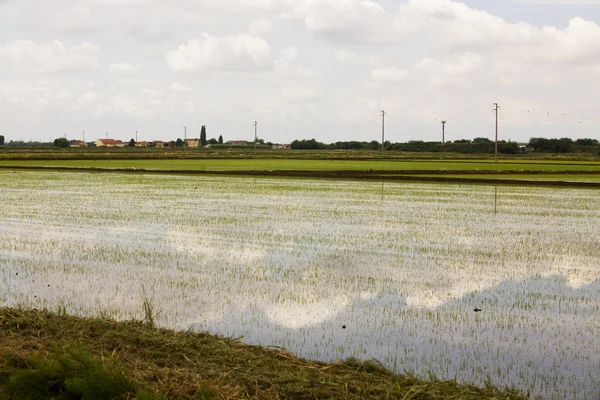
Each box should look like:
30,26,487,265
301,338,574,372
0,308,528,400
1,158,600,172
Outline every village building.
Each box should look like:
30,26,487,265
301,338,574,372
95,139,123,147
184,138,200,148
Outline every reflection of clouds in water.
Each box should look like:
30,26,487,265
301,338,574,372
547,255,598,289
263,295,350,329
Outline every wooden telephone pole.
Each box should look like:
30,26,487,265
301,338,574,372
381,110,386,153
441,120,446,144
493,103,500,163
254,121,258,149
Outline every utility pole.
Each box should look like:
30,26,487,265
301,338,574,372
381,110,386,154
184,126,187,140
254,121,258,149
493,103,500,163
441,121,446,144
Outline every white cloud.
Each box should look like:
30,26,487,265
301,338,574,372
34,5,96,34
249,18,273,36
289,0,394,43
397,0,600,66
166,34,272,72
108,63,142,74
128,23,175,42
280,85,320,102
296,66,321,79
0,40,99,73
170,83,192,93
335,49,382,67
77,90,97,104
88,0,146,5
187,0,281,12
277,46,298,64
369,67,408,82
417,53,485,79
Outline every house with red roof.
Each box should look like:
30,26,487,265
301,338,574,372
95,138,123,147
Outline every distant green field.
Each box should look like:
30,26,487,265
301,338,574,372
2,158,600,172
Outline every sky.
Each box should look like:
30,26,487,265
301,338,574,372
1,0,600,144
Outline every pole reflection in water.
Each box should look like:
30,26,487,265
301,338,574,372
494,185,498,215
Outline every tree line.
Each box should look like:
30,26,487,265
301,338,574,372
290,137,600,154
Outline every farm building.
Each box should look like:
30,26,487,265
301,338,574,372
184,139,200,148
95,139,123,147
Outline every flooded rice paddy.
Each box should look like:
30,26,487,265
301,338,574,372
0,170,598,399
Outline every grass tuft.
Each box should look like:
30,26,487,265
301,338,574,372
0,344,163,400
141,285,159,328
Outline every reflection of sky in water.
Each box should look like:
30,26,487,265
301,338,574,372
0,171,599,400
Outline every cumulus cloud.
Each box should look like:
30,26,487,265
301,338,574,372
335,49,382,66
170,83,192,93
397,0,600,65
280,85,321,102
249,18,273,35
108,62,142,74
166,33,272,72
77,90,97,104
0,40,99,73
289,0,394,43
370,67,408,82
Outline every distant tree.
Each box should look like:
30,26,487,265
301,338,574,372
175,138,184,147
200,125,207,147
291,138,325,150
498,140,519,154
0,135,4,145
208,138,218,145
129,138,136,147
529,137,573,153
53,137,69,148
218,135,223,144
575,138,599,146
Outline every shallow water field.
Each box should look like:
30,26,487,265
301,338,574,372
0,170,598,399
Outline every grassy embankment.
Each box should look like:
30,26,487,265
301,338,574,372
1,147,599,161
1,156,600,186
0,308,527,399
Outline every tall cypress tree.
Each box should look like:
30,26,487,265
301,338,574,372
200,125,207,147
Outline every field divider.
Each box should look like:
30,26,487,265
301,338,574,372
2,164,600,188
